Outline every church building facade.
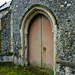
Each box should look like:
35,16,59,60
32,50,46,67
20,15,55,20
0,0,75,75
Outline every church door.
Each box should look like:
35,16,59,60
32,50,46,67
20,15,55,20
28,14,54,69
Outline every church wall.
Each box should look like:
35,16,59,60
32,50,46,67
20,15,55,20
11,0,75,74
1,12,11,53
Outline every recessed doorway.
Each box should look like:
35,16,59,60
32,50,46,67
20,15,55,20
28,14,54,69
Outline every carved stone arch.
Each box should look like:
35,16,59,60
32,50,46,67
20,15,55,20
20,4,57,74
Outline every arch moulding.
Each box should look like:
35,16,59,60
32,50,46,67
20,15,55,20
20,4,57,74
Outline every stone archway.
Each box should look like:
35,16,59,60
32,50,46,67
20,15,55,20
20,4,57,73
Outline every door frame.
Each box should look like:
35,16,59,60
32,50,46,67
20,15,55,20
20,4,57,74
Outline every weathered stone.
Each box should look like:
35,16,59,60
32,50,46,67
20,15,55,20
0,0,75,75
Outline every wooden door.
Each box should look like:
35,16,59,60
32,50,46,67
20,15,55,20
28,14,54,69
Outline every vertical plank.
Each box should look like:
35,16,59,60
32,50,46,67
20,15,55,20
42,15,54,69
41,15,43,68
29,15,41,67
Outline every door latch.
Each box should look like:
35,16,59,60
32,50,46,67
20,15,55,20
43,47,46,53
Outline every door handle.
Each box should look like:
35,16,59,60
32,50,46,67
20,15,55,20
43,47,46,53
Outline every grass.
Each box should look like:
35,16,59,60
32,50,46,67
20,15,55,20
0,63,54,75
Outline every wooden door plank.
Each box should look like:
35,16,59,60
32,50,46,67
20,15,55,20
42,15,54,69
29,15,41,67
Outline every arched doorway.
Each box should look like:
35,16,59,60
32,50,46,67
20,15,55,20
20,5,57,73
28,14,54,69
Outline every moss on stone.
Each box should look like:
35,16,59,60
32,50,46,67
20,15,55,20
0,62,14,66
1,52,14,56
0,64,53,75
57,60,75,68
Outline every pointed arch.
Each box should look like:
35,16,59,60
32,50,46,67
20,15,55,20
20,4,57,74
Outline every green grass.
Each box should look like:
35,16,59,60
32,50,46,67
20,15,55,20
0,64,54,75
